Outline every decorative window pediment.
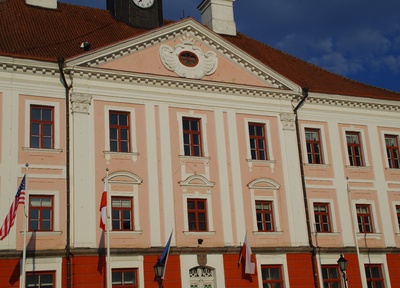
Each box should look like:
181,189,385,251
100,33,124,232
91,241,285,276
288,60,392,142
248,178,280,190
179,175,214,188
107,171,143,185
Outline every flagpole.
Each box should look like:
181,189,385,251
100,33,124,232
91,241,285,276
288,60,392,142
21,163,29,288
106,168,111,288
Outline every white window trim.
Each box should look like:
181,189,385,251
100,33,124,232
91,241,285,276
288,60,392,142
251,195,281,233
177,111,209,157
182,192,214,233
309,198,337,234
24,100,60,149
301,124,328,165
24,257,62,288
343,128,369,167
104,106,137,153
359,254,390,288
380,130,400,169
244,118,274,162
110,255,144,288
352,200,380,235
27,190,60,232
257,254,289,287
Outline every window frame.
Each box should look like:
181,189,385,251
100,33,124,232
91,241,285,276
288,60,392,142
248,122,268,160
187,198,208,232
28,195,54,232
112,268,138,288
346,131,365,166
111,196,134,231
305,128,324,164
182,117,203,157
30,105,55,149
396,204,400,232
321,265,342,288
255,200,275,232
356,204,374,233
365,264,385,288
313,202,332,233
385,134,400,169
109,110,131,153
261,265,284,287
26,270,55,288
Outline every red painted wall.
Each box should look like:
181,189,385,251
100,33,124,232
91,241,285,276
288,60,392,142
0,258,20,287
70,255,105,287
223,254,257,288
343,254,362,287
144,255,181,288
387,253,400,287
286,253,315,287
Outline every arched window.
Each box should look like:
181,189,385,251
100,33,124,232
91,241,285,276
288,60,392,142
189,266,215,288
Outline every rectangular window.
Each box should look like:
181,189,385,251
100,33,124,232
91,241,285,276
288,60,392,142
248,122,268,160
182,117,202,156
346,131,364,166
385,134,400,168
365,264,385,288
26,271,55,287
305,128,323,164
187,199,207,231
255,200,275,232
112,197,133,231
110,111,130,152
30,105,54,149
112,268,138,288
396,205,400,232
322,265,342,288
29,196,53,231
261,265,284,287
356,204,374,233
314,203,332,233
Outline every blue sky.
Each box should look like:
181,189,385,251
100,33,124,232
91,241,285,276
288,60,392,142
64,0,400,93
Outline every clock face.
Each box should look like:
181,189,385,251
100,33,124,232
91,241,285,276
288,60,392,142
132,0,154,9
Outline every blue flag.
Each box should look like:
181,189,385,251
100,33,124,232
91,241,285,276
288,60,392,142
160,230,173,279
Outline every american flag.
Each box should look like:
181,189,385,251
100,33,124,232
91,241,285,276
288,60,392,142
0,175,26,241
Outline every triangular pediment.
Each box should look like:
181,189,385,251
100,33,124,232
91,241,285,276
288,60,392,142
67,18,299,93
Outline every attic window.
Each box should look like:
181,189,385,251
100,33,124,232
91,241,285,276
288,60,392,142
179,51,199,67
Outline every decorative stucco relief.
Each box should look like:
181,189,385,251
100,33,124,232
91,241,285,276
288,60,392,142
70,92,92,114
159,33,218,79
280,112,295,131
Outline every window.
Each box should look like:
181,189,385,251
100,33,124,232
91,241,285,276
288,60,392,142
322,265,342,288
189,266,215,288
261,265,284,287
255,200,275,232
179,51,199,67
187,199,207,231
305,128,323,164
346,132,364,166
110,111,130,152
182,117,202,157
396,205,400,231
112,197,133,231
29,196,53,231
314,203,332,233
248,122,268,160
112,268,138,288
365,264,385,288
356,204,374,233
26,271,55,287
30,105,54,149
385,134,400,168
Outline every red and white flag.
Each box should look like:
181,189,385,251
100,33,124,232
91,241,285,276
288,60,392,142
239,233,255,274
0,175,26,241
99,181,107,231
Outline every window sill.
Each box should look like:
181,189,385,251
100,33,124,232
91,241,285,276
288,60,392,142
313,232,341,236
304,163,331,168
21,231,62,236
385,167,400,171
104,151,140,157
22,147,63,153
183,231,216,236
179,155,211,161
356,232,382,239
246,159,276,165
345,165,372,170
110,230,142,235
253,231,283,236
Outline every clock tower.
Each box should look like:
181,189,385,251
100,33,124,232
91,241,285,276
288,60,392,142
107,0,163,29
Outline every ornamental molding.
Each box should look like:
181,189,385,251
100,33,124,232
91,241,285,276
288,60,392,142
70,92,92,114
280,112,296,131
159,32,218,79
